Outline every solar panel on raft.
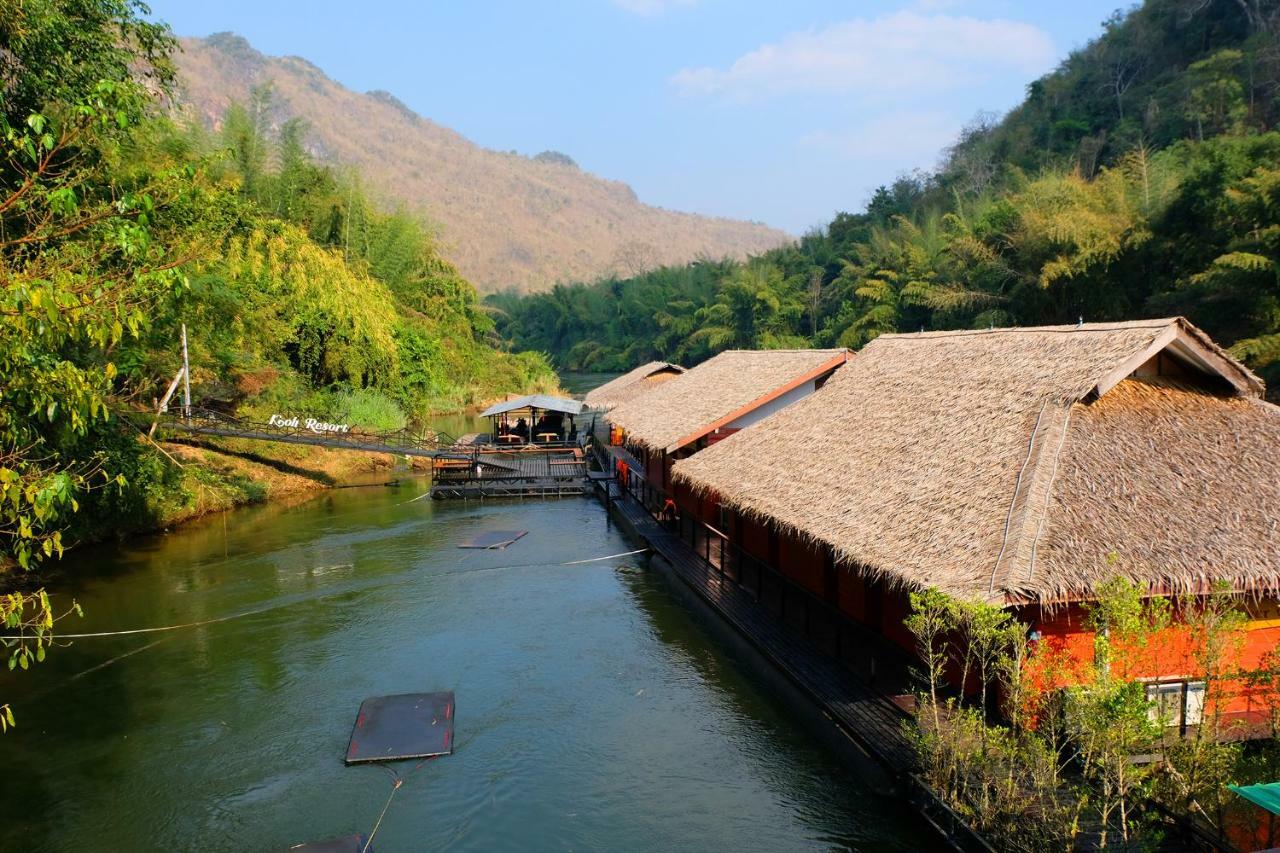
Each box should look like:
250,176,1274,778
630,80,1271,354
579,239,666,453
346,692,455,765
457,530,528,549
285,834,372,853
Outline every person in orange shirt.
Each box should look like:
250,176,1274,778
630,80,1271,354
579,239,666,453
660,497,678,529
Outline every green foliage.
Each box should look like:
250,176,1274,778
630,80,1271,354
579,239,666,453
0,0,556,713
1,589,81,728
336,388,407,432
904,591,1083,850
905,579,1258,849
1,0,198,573
492,0,1280,400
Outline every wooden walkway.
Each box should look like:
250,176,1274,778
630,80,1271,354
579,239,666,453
597,471,917,773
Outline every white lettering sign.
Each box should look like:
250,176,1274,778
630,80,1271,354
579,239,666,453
268,413,351,435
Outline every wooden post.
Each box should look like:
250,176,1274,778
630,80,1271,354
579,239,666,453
149,366,185,438
181,323,192,420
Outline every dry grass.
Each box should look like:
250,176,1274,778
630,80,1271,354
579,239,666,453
583,361,684,411
608,349,847,452
672,319,1280,603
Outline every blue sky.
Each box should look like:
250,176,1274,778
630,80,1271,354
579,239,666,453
148,0,1127,234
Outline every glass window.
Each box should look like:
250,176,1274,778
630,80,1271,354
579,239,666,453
1145,680,1207,727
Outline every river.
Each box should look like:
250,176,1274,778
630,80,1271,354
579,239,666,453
0,420,931,852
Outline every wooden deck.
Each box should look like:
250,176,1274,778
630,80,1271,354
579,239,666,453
429,447,589,499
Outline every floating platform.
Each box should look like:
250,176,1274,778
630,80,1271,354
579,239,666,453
430,448,589,500
346,692,455,765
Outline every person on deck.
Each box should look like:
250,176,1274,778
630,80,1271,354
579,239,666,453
660,498,679,530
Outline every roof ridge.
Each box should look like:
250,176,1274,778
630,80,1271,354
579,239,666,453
874,319,1177,343
987,400,1074,599
720,347,847,354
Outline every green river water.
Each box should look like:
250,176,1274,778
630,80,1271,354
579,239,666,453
0,404,931,852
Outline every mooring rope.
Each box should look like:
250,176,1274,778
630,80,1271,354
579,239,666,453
0,548,651,640
361,756,434,852
362,777,402,852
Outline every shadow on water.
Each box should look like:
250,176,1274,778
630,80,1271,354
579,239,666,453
614,563,934,851
0,482,933,852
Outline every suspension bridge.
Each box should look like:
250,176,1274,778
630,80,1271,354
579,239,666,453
139,326,593,497
150,407,461,458
144,407,592,499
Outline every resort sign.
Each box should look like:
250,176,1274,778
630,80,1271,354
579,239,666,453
268,414,352,435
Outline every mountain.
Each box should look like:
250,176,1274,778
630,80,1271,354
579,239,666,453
171,33,790,293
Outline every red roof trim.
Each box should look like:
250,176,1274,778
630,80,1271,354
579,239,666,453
667,351,850,453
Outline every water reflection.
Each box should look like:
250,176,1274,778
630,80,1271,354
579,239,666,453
0,483,929,852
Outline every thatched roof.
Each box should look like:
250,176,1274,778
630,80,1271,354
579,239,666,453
672,318,1279,604
583,361,685,411
480,394,584,417
607,349,849,453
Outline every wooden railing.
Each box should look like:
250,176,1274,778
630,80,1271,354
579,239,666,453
432,449,586,483
149,407,457,457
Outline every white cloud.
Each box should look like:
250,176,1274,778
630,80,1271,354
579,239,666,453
800,112,961,163
613,0,695,15
671,11,1054,100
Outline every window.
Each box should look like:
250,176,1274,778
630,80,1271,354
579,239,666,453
1146,680,1206,727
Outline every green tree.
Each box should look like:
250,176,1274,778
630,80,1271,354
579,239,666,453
1185,51,1249,141
0,0,196,721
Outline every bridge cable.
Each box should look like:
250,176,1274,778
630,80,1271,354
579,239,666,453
0,548,651,640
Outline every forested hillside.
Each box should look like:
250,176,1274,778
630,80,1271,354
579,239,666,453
173,34,790,293
1,0,555,576
491,0,1280,395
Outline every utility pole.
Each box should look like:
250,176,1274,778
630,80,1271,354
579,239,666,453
181,323,192,420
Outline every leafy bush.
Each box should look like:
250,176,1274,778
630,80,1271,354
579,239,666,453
337,389,407,432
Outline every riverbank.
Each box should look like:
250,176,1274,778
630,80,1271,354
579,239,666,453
4,375,595,583
1,434,427,586
144,435,427,527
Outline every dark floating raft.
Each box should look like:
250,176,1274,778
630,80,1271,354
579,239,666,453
457,530,528,549
345,692,455,765
286,834,372,852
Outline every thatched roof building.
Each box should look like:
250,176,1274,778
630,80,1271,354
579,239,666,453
583,361,685,411
672,319,1280,605
608,349,849,453
480,394,584,418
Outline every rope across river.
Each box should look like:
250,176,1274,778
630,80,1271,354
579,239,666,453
0,547,650,641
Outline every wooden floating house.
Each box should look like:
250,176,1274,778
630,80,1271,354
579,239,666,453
430,394,589,499
670,318,1280,731
604,348,849,506
479,394,585,447
583,361,685,412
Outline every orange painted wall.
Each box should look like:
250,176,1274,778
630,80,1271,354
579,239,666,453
1017,603,1280,720
880,587,917,654
702,428,740,447
672,478,717,525
645,450,665,487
